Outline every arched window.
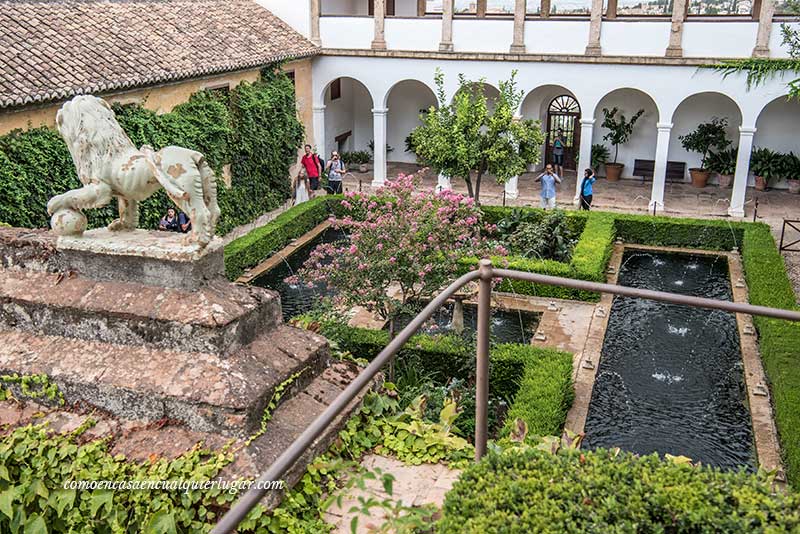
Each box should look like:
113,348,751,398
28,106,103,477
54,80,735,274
546,95,582,170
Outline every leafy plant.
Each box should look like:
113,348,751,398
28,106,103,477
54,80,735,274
367,141,393,155
749,146,782,185
504,209,578,262
340,151,371,165
590,144,610,169
600,107,644,165
679,117,732,171
777,151,800,182
705,147,738,176
409,69,545,203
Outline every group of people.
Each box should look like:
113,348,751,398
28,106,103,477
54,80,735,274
292,129,598,210
535,128,596,211
158,208,191,233
292,145,347,205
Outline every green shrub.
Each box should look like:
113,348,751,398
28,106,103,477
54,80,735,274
0,67,302,236
439,448,800,533
314,321,574,443
492,344,573,438
613,214,744,251
742,224,800,487
223,196,339,280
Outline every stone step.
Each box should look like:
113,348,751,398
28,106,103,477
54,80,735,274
0,324,329,437
0,268,281,355
224,361,378,510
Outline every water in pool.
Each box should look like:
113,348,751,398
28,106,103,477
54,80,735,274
583,250,755,470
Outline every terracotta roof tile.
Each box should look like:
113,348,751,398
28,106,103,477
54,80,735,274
0,0,318,109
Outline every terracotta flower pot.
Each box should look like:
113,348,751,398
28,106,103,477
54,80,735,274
689,168,710,188
754,175,767,191
789,179,800,194
717,174,733,188
605,163,623,182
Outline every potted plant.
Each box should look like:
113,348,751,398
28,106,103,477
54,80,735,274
340,151,371,172
601,107,644,181
706,147,737,188
779,151,800,194
591,144,610,175
749,147,780,191
679,117,731,188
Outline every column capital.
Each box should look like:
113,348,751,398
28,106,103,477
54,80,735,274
580,118,596,126
372,107,389,115
656,122,673,131
312,105,326,113
739,126,757,135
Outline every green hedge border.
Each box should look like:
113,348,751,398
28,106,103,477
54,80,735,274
316,321,574,440
230,199,799,486
223,195,342,280
463,208,615,302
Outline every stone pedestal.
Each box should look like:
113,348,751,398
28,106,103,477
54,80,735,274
0,227,342,439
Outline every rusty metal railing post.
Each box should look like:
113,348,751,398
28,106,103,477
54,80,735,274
475,258,493,461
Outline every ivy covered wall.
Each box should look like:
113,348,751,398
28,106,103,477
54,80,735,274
0,66,303,235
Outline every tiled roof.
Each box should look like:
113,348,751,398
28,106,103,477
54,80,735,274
0,0,318,109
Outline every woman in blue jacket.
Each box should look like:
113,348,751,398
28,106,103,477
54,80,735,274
580,168,596,211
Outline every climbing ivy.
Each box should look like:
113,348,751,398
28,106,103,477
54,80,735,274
0,374,64,405
0,65,303,234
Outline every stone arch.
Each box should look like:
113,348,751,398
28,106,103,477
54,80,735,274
384,79,438,164
320,77,375,159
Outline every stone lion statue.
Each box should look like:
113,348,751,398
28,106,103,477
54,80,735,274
47,95,220,247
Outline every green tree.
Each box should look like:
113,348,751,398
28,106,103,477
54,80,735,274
409,70,545,204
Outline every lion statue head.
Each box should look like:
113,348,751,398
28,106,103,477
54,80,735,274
56,95,135,185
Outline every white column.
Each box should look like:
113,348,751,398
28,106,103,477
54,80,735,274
729,126,756,218
510,0,527,54
437,173,452,191
440,0,454,51
752,0,775,57
575,118,595,204
665,0,688,57
585,0,604,56
372,0,387,49
505,176,519,199
312,105,325,155
310,0,321,46
649,122,672,213
372,108,388,187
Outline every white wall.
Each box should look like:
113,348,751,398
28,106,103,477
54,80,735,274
668,93,742,183
324,78,374,157
600,21,670,56
453,19,514,52
682,22,759,58
386,18,441,50
524,21,590,54
771,22,800,58
320,16,374,48
258,0,310,37
387,81,438,163
593,89,659,177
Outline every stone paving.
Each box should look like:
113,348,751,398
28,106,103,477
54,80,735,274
324,454,460,533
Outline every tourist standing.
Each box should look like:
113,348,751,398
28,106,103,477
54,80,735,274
300,144,322,195
552,129,566,178
579,168,596,211
535,164,561,209
325,151,345,194
293,167,310,205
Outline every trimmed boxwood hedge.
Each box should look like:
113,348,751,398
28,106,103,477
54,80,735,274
223,196,341,280
314,321,574,441
438,447,800,533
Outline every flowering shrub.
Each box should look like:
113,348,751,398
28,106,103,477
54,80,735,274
290,174,504,325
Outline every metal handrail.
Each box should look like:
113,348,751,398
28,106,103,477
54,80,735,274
212,259,800,533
